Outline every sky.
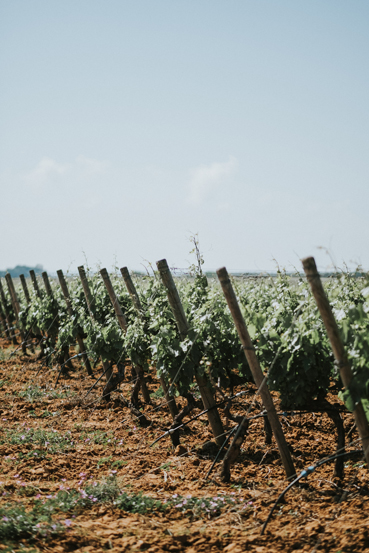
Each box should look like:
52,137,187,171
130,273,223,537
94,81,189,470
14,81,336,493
1,0,369,274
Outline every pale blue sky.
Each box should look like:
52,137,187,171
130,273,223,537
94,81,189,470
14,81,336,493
1,1,369,273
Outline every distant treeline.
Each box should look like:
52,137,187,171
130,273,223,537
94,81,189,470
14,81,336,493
0,265,43,278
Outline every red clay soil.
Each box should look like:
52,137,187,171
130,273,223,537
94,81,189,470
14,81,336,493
0,337,368,552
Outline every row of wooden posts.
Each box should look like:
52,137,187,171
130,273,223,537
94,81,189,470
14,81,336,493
0,257,368,478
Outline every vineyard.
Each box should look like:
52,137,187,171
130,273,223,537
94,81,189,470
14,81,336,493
0,249,369,552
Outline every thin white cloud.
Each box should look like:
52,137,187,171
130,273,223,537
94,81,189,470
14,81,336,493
22,157,70,191
21,156,110,192
74,155,110,176
187,156,237,205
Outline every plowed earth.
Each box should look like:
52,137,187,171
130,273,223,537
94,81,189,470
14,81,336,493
0,337,368,553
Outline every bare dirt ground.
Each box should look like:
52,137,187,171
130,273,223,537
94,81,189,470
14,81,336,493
0,337,368,552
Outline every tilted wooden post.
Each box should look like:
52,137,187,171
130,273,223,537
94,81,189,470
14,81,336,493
41,271,73,369
20,274,42,342
42,271,54,298
302,256,369,466
57,270,93,376
19,275,31,304
5,274,22,318
217,267,296,479
0,279,18,344
29,270,42,298
0,300,10,339
100,269,128,331
100,268,151,403
41,271,55,304
5,273,27,353
77,266,112,382
120,267,144,314
120,266,178,417
156,259,224,446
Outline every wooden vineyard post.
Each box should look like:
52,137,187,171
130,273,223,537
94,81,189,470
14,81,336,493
19,274,42,346
42,271,73,370
0,279,17,344
41,271,54,298
28,270,49,360
4,273,27,353
100,268,151,404
19,275,31,304
100,269,128,332
302,256,369,466
0,287,11,340
120,266,178,417
0,301,10,339
77,266,113,383
29,270,42,298
156,259,225,446
217,267,296,480
57,270,93,376
120,267,144,314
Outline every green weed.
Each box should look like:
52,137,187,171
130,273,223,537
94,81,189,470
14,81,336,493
1,427,73,458
80,430,115,445
150,386,164,399
0,502,66,542
96,456,113,468
18,385,72,403
111,460,127,469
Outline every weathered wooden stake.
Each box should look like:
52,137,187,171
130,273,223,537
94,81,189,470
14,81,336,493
120,266,178,416
42,271,72,369
19,275,31,304
42,271,54,298
0,279,17,343
28,270,49,359
0,301,10,339
302,256,369,466
19,274,41,350
120,267,145,315
5,273,27,353
217,267,296,479
156,259,224,446
77,266,112,383
29,270,42,298
57,270,93,376
100,268,151,403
